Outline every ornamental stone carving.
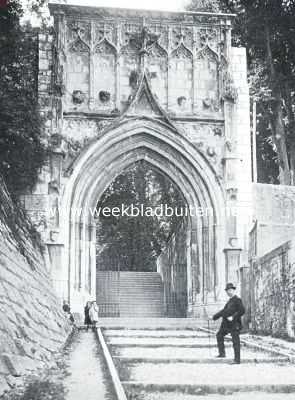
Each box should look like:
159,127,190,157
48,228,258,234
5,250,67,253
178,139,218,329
72,90,86,104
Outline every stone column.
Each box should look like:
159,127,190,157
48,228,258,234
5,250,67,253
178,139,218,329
89,223,97,299
186,228,193,315
74,220,80,290
89,21,95,110
78,222,83,290
80,222,87,292
167,26,172,111
115,23,121,110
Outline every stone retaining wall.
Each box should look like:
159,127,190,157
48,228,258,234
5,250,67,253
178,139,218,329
250,240,295,338
0,185,71,395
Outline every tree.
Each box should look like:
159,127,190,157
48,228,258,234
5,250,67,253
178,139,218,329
221,0,295,185
96,161,185,272
0,0,48,201
188,0,295,185
186,0,220,12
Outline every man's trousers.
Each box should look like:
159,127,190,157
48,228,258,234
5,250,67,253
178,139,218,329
216,326,241,362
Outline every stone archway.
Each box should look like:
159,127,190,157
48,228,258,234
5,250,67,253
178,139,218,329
59,117,226,316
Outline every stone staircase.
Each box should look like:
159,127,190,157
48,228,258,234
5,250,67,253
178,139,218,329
97,271,165,318
102,325,295,399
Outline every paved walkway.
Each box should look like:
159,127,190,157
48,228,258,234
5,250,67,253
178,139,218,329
63,330,114,400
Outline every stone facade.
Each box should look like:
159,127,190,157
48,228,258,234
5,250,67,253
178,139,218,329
23,4,252,315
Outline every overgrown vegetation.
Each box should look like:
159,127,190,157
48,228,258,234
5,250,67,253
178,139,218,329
0,0,48,261
0,0,48,201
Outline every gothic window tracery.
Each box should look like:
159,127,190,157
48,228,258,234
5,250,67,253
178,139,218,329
94,39,116,110
120,44,140,106
66,38,90,108
170,44,193,113
147,43,168,108
195,45,219,112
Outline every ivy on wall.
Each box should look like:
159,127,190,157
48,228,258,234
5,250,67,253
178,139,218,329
0,1,48,202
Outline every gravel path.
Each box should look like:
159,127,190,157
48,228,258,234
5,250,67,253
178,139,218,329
63,330,114,400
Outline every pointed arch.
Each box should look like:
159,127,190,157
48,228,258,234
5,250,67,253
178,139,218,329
59,118,226,313
149,42,168,58
66,38,90,108
147,43,168,108
171,42,193,59
122,72,175,128
95,37,117,55
196,44,219,62
93,38,116,109
68,37,90,53
195,44,220,112
170,43,193,112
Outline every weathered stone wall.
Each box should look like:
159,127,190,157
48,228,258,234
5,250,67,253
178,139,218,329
252,183,295,257
249,240,295,338
0,187,71,395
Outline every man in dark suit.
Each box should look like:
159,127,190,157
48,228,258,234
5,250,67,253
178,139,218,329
212,283,245,364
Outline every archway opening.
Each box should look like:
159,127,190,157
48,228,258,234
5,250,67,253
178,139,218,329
94,160,189,317
61,119,224,317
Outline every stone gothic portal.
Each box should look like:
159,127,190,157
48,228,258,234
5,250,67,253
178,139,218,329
95,161,190,318
26,4,252,317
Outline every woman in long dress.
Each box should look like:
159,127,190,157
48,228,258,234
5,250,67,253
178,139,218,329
84,301,92,330
89,301,99,328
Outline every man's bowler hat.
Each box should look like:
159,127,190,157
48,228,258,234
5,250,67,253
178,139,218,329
225,282,236,291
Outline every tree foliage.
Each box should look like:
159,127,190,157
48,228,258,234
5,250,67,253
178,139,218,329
186,0,220,12
0,0,47,201
188,0,295,185
227,1,295,184
96,161,186,272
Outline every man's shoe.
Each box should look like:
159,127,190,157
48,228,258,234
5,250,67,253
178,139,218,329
230,360,240,364
216,354,226,358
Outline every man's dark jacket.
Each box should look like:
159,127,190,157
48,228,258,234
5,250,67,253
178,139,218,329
213,295,245,330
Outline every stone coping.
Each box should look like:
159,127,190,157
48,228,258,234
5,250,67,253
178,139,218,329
48,3,235,20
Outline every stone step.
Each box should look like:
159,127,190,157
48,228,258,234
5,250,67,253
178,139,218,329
114,356,289,364
123,382,295,396
111,345,283,360
121,362,294,388
128,390,295,400
98,318,213,329
107,337,230,346
120,310,163,319
119,293,163,297
119,287,163,290
108,342,230,348
104,329,211,338
97,272,164,317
